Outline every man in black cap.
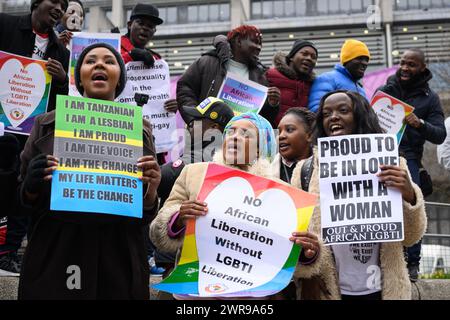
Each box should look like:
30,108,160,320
120,3,178,165
150,97,233,281
0,0,70,276
121,3,163,66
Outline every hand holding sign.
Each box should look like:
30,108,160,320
58,30,74,47
289,231,320,259
178,200,208,227
267,87,281,107
137,155,161,204
404,113,422,129
377,164,416,204
23,154,58,194
46,58,66,83
163,98,178,113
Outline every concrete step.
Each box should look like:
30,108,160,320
1,276,449,300
0,275,163,300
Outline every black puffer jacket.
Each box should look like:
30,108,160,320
176,39,279,127
377,69,446,160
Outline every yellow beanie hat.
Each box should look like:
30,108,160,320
340,39,370,64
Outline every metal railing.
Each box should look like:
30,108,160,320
420,202,450,277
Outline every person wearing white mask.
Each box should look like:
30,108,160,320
55,0,85,46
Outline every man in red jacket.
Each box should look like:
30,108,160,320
121,3,178,114
120,3,178,165
266,39,318,126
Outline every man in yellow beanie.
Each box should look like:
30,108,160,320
308,39,370,112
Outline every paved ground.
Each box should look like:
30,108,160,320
1,275,449,300
0,275,165,300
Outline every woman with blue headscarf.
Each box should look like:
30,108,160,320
150,112,319,299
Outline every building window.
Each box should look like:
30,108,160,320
178,6,188,24
159,7,167,23
219,3,230,20
395,0,450,10
188,5,198,23
262,1,273,18
284,0,295,17
199,4,209,22
251,0,373,18
156,2,230,24
252,1,262,19
209,4,220,21
167,7,177,24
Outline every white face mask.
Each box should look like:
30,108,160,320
64,2,84,31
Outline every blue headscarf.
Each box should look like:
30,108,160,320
223,112,277,162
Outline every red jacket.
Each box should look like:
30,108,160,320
120,35,161,64
266,52,314,126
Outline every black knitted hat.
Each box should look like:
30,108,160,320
74,43,127,98
286,39,318,60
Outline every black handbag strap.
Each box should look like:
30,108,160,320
301,155,314,191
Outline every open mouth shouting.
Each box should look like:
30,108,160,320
329,124,346,136
400,71,411,81
91,72,108,86
138,32,150,42
279,142,290,153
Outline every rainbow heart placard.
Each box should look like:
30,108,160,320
371,91,415,143
154,163,318,298
0,50,51,135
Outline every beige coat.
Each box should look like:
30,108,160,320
150,152,279,254
290,149,427,300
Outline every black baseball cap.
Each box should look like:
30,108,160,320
129,3,164,25
181,97,234,128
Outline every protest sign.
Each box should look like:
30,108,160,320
0,50,51,135
68,32,121,96
371,91,414,142
318,134,404,246
51,95,143,218
217,73,268,115
154,163,317,297
116,60,177,153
